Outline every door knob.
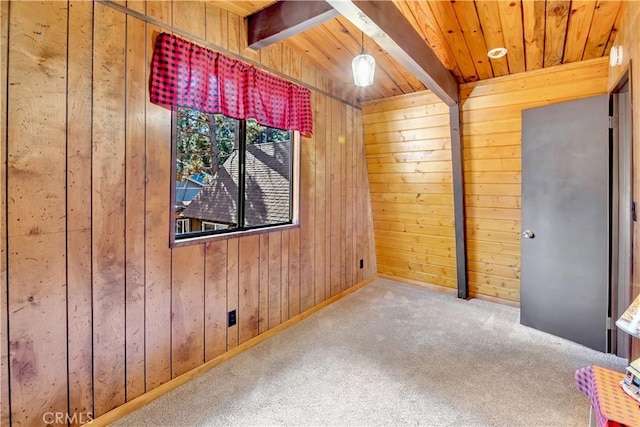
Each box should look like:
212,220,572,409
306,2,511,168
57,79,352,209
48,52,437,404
522,230,535,238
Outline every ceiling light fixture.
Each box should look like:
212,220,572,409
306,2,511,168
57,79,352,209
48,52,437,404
487,47,508,59
352,31,375,87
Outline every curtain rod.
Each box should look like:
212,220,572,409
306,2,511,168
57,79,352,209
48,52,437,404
96,0,362,110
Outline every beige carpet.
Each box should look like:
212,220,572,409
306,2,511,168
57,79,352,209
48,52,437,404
114,278,626,426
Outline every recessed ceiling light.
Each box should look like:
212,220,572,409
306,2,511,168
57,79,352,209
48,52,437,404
487,47,508,59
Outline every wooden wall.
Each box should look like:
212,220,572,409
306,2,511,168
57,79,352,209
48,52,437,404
607,1,640,358
362,92,457,290
362,58,608,303
1,2,8,426
0,1,376,425
461,57,609,302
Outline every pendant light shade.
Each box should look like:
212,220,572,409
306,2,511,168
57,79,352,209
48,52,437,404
352,32,375,87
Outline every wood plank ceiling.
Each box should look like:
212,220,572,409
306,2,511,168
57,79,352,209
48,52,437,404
213,0,624,102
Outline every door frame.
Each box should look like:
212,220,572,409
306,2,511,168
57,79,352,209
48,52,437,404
610,70,634,358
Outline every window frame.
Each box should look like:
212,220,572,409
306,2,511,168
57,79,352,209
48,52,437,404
170,109,300,247
175,218,190,234
201,221,231,232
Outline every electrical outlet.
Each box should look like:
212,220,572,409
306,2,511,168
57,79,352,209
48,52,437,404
359,259,364,269
228,310,236,327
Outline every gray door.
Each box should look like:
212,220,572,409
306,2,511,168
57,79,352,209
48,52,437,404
521,95,609,352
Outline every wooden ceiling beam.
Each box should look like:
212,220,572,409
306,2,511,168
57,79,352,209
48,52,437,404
325,0,459,106
247,1,340,50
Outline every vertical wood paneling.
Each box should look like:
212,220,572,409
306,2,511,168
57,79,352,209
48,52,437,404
354,99,362,282
281,44,292,78
204,240,227,361
269,43,283,72
227,238,239,349
339,103,347,293
144,24,173,391
92,4,126,415
268,232,282,328
314,92,327,304
204,240,227,362
461,58,609,301
281,230,290,321
66,1,94,422
227,11,241,54
239,235,260,343
288,228,301,317
330,99,342,297
147,0,171,24
364,109,377,278
2,2,377,423
240,15,260,62
356,104,364,284
0,1,9,424
165,0,206,373
125,12,147,402
356,108,364,280
301,63,317,310
345,106,354,288
171,245,205,378
324,93,333,301
362,105,377,278
205,4,228,49
302,89,316,307
127,1,145,13
335,92,346,290
7,2,69,424
258,234,269,334
172,0,205,39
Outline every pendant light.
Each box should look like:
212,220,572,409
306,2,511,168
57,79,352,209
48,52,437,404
352,31,375,87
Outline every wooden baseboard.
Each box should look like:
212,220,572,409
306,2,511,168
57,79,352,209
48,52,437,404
90,275,377,426
470,291,520,308
378,273,457,295
377,273,520,308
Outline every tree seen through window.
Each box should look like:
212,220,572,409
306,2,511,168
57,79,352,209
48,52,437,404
175,108,292,237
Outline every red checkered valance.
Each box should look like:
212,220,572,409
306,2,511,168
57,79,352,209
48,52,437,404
150,33,313,136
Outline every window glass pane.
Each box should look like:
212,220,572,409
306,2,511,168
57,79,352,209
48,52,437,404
176,218,190,234
201,222,216,231
178,109,240,235
243,119,292,227
175,110,293,240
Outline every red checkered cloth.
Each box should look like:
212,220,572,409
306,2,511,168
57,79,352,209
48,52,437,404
150,33,313,137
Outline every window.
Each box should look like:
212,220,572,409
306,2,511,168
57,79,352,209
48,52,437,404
201,221,229,232
175,107,294,240
175,218,190,234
